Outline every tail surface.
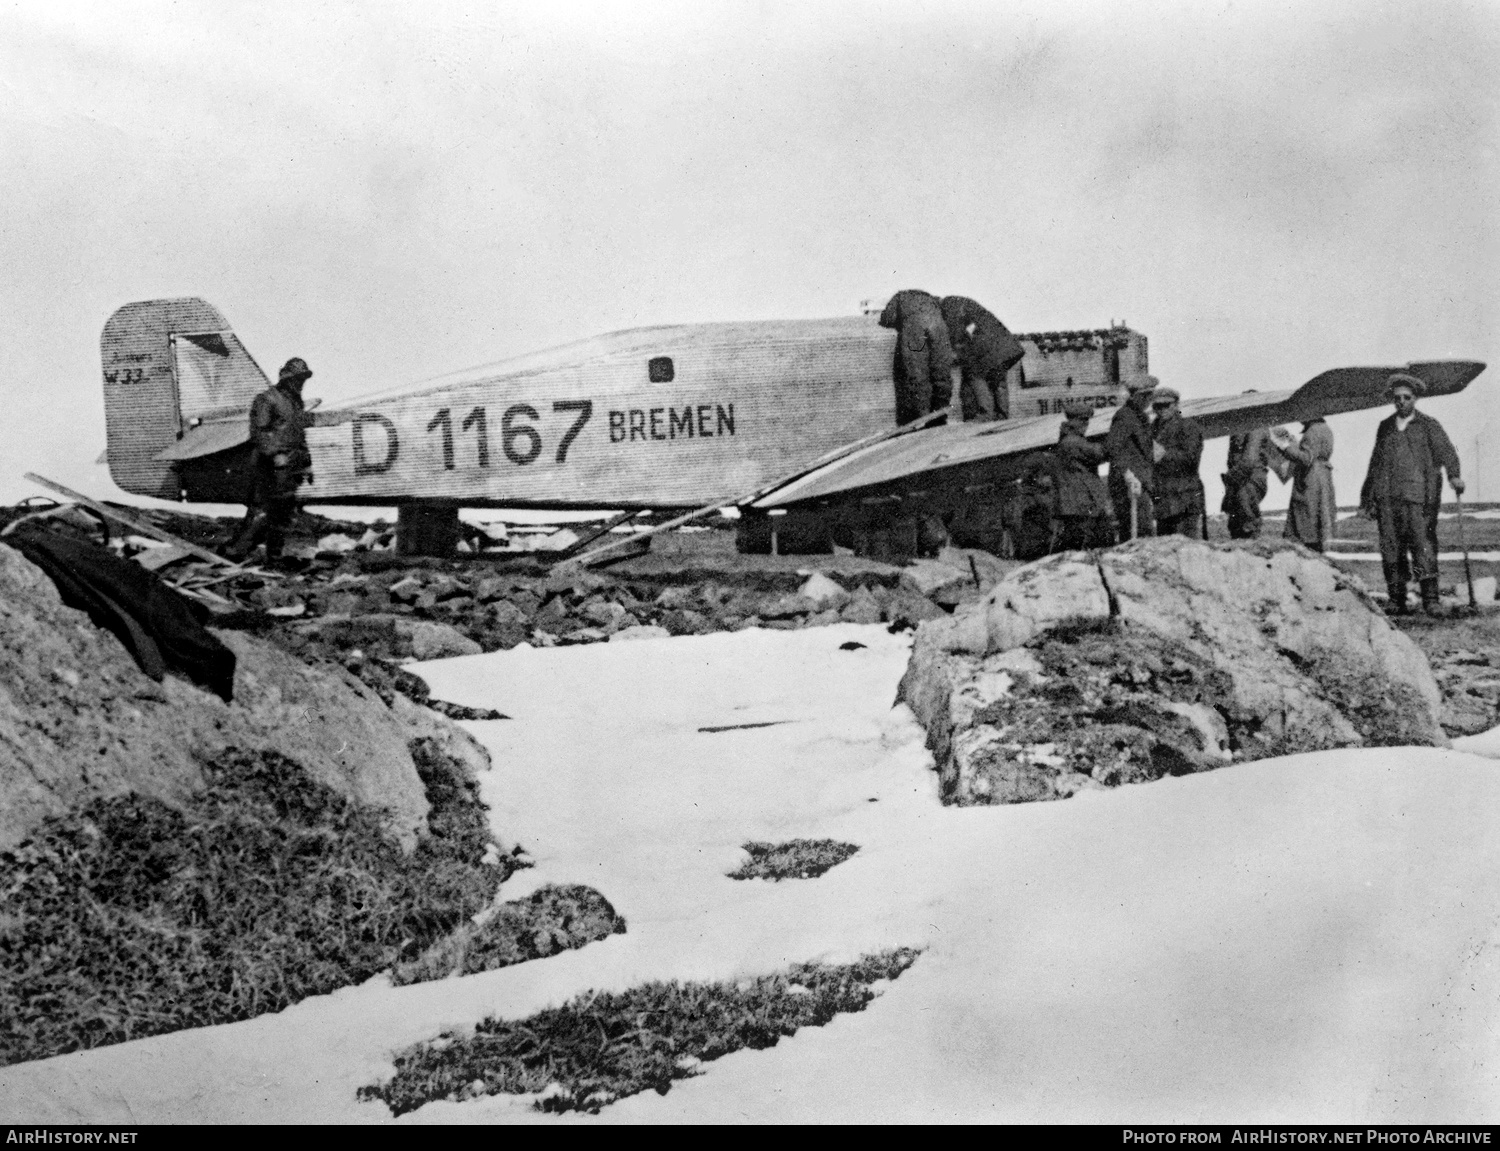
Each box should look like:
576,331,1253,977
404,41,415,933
102,298,267,499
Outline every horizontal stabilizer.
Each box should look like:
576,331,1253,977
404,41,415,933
152,419,250,461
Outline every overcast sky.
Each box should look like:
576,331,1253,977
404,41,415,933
2,0,1495,509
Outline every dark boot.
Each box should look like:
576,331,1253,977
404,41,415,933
1386,584,1410,616
1420,578,1443,617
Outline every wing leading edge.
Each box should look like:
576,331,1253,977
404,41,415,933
751,360,1486,509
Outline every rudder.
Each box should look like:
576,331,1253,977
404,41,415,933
101,298,268,499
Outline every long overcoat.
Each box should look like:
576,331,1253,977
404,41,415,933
1280,419,1337,548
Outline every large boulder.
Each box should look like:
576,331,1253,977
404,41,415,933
0,543,464,852
899,537,1446,805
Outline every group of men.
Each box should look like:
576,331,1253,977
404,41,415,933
233,330,1467,618
1040,370,1465,616
878,289,1025,425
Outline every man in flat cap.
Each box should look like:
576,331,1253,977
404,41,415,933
1047,402,1112,550
1149,387,1206,538
226,357,316,564
1105,376,1164,541
940,295,1025,422
1359,372,1463,615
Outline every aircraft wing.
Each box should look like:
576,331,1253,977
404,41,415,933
751,360,1485,509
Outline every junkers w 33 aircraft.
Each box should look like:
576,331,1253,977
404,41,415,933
98,297,1486,557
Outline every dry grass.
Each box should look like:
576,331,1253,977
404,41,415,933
0,744,511,1067
361,947,922,1116
728,839,861,880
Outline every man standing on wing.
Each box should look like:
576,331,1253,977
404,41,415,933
939,295,1025,422
1359,372,1463,616
1106,376,1163,542
878,289,955,426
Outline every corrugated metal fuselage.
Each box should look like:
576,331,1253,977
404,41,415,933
302,316,899,508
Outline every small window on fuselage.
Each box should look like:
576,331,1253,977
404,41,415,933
648,356,674,383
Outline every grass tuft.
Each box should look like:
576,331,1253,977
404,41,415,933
361,947,921,1116
394,884,626,985
728,839,860,881
0,744,511,1067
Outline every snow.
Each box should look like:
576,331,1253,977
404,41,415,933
1324,551,1500,562
3,625,1500,1124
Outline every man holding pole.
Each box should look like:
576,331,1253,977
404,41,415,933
1106,376,1163,542
1358,372,1464,616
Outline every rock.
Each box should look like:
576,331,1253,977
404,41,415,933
839,587,884,625
899,537,1447,807
542,562,607,598
316,533,359,553
654,585,697,610
610,624,672,642
759,593,817,620
559,627,610,645
806,609,843,627
1441,693,1497,737
487,600,530,627
797,572,850,610
900,558,971,599
388,576,425,603
660,608,709,636
1472,576,1497,604
581,599,630,632
405,620,483,660
882,587,947,628
0,538,440,853
473,576,505,603
251,585,304,610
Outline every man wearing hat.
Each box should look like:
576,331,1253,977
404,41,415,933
1358,372,1464,615
1105,376,1164,541
1149,387,1206,538
225,357,316,564
1047,402,1113,550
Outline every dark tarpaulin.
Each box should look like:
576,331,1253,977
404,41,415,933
4,527,236,702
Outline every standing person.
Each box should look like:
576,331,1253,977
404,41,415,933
1358,373,1463,615
878,290,955,426
1222,401,1272,539
1150,388,1206,538
1106,377,1163,542
225,358,315,564
1270,417,1337,553
1048,403,1113,550
940,295,1025,422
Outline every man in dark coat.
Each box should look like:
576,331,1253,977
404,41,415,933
1222,398,1272,539
940,296,1024,422
1105,377,1161,542
1150,387,1206,538
1359,372,1464,615
226,357,315,563
878,290,955,425
1048,403,1112,550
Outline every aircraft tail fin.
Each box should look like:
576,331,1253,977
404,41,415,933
101,298,268,499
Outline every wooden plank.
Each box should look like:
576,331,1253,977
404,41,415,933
23,473,237,568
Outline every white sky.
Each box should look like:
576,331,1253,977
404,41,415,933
1,0,1496,506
